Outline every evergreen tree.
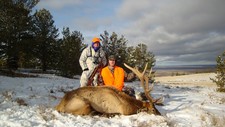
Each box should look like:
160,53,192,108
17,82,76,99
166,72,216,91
100,31,128,67
211,50,225,92
0,0,39,70
129,43,155,71
58,27,85,77
100,31,155,71
125,46,136,67
128,43,155,81
100,31,110,54
32,9,59,71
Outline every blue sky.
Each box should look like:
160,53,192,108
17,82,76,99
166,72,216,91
36,0,225,66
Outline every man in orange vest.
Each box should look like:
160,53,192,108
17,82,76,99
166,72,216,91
101,55,125,91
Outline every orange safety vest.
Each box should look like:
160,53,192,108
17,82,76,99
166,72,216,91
101,66,125,91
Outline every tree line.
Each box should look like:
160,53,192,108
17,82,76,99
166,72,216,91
0,0,155,78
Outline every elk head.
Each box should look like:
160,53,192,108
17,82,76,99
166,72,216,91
124,63,163,115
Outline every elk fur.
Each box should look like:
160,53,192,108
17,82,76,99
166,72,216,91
55,63,162,116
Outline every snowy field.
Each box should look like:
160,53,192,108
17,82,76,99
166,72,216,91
0,73,225,127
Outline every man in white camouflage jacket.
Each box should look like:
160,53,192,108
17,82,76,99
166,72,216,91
79,37,107,87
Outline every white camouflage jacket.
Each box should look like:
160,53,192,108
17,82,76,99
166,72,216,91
79,45,107,72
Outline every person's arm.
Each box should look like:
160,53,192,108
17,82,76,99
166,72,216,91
79,48,88,71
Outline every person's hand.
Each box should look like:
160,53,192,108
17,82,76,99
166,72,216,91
83,68,89,71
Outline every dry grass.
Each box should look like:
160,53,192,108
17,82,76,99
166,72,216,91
200,112,225,127
155,68,215,77
37,105,57,121
1,91,14,100
155,73,216,87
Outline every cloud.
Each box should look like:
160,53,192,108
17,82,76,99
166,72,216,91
37,0,83,9
118,0,225,34
36,0,225,65
72,17,113,32
116,0,225,65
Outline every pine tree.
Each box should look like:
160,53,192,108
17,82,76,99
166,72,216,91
58,27,85,77
100,31,128,67
129,43,155,71
211,50,225,92
100,31,155,71
32,8,59,72
0,0,39,70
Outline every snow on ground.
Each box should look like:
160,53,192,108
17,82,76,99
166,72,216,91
0,73,225,127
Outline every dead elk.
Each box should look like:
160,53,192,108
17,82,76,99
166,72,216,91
55,63,163,115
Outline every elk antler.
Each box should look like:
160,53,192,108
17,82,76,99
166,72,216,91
124,63,153,103
144,67,164,105
124,63,164,105
124,63,147,92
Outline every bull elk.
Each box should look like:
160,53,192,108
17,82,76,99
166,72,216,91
55,63,163,115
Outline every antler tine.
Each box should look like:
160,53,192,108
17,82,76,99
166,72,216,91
124,63,145,89
146,67,153,93
143,65,156,104
124,63,164,106
142,63,148,75
124,63,148,77
124,63,142,78
148,67,152,78
154,97,164,105
144,75,154,103
145,67,164,105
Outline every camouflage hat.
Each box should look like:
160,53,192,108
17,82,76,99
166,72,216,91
108,55,116,61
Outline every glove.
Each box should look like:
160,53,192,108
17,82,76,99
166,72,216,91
83,68,89,71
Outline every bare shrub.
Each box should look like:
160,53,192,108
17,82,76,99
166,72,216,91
201,112,225,127
15,98,28,106
2,91,15,100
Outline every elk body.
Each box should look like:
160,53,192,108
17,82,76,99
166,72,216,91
55,63,162,115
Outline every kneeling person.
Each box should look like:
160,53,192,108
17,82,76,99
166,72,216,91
101,55,125,91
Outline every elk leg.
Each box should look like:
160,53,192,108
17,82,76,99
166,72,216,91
64,95,92,115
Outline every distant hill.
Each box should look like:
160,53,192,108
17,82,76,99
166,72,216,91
153,65,216,77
